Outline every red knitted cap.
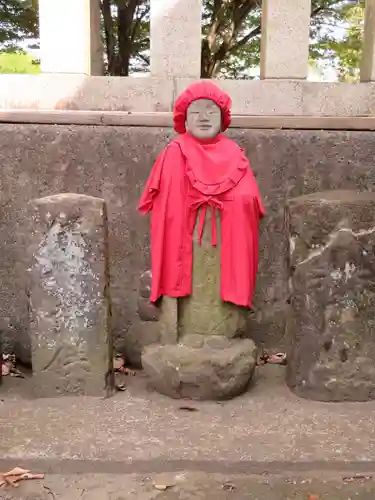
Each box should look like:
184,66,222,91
173,81,232,134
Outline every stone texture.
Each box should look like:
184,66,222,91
137,272,159,322
260,0,311,79
39,0,103,75
286,190,375,402
121,322,161,369
158,296,178,344
361,0,375,82
0,75,174,111
3,76,375,115
137,270,178,345
150,0,202,78
179,208,247,338
2,126,375,366
142,337,257,400
26,193,113,397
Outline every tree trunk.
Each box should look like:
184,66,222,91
117,0,139,76
101,0,119,75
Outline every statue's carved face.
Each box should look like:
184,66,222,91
185,99,221,140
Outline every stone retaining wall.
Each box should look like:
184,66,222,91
1,123,374,366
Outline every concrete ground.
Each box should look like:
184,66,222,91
1,366,375,499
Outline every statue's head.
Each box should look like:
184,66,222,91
173,81,232,140
186,99,221,140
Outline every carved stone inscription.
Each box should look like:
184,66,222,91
27,193,113,397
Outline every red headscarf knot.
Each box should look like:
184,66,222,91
173,81,232,134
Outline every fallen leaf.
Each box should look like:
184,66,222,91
1,363,10,376
308,495,320,500
3,467,31,477
4,475,21,487
267,352,287,365
222,482,236,491
153,473,176,491
118,366,136,376
343,474,372,483
179,406,198,412
10,368,25,378
0,468,44,488
154,484,168,491
113,356,125,371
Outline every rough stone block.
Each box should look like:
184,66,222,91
286,190,375,402
27,193,114,397
142,336,257,400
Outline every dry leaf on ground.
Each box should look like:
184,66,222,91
113,355,125,371
222,482,236,491
152,473,176,491
1,362,10,376
343,474,373,483
179,406,198,412
113,355,136,376
0,467,44,488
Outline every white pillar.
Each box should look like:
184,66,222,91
260,0,311,79
361,0,375,82
150,0,202,79
39,0,103,75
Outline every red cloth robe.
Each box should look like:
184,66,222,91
138,132,265,308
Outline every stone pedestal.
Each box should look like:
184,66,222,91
27,193,114,397
286,190,375,402
142,336,257,400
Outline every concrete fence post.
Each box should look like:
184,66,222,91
38,0,103,75
361,0,375,82
150,0,202,79
260,0,311,79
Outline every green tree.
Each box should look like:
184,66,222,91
203,0,364,78
0,0,38,50
309,0,364,82
101,0,150,75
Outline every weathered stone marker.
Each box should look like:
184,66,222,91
27,193,114,397
286,190,375,402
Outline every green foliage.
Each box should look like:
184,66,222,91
0,0,38,50
0,51,39,73
309,0,364,82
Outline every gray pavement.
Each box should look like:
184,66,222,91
1,366,375,498
2,472,375,500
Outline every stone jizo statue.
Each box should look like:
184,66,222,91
138,81,264,400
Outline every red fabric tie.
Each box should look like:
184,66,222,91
189,196,223,246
